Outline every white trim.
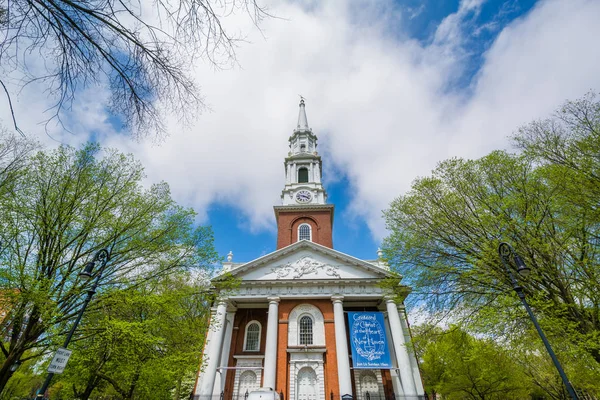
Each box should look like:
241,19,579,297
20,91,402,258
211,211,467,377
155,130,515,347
297,223,312,242
356,370,385,400
232,358,263,398
222,240,394,280
298,314,314,345
288,304,325,346
297,166,309,183
242,320,262,352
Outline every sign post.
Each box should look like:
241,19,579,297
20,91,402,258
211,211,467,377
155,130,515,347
47,348,72,374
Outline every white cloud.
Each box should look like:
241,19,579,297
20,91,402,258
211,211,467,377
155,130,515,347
2,0,600,242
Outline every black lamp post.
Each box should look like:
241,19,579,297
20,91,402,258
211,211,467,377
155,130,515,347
35,249,110,400
498,242,578,400
9,360,22,372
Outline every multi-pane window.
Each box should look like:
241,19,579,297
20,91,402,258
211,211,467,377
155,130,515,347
244,322,260,351
298,224,311,241
299,315,313,345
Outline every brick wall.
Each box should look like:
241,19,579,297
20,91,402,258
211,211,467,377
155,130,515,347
224,309,268,398
276,210,333,249
275,299,340,400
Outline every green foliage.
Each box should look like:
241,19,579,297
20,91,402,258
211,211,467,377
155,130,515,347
413,325,529,400
383,92,600,392
0,142,218,394
48,273,214,400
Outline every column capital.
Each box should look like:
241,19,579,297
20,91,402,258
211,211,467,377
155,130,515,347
267,296,280,304
331,295,344,304
216,298,230,308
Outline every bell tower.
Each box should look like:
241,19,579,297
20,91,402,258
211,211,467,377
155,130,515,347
281,98,327,205
275,99,334,249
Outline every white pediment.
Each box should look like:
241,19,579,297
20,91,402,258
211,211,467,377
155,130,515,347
226,241,392,281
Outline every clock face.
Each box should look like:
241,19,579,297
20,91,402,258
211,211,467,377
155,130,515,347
295,190,312,203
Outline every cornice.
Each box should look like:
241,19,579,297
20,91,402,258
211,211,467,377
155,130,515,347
274,204,335,225
274,204,334,213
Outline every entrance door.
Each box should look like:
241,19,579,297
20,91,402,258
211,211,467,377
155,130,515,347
297,367,317,400
359,371,380,400
238,371,258,400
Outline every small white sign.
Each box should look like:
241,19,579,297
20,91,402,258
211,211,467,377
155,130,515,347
47,348,72,374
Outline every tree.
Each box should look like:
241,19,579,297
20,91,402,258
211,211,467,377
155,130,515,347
0,126,38,196
0,142,218,394
382,92,600,390
412,325,529,400
45,273,215,400
0,0,269,138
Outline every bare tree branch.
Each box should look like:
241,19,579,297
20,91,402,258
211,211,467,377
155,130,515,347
0,0,270,139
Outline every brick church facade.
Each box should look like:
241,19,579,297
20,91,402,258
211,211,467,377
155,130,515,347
193,100,425,400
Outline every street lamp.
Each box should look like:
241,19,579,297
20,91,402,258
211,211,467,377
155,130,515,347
35,248,110,400
9,360,22,372
498,242,578,400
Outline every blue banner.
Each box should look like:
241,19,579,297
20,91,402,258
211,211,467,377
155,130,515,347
347,312,393,369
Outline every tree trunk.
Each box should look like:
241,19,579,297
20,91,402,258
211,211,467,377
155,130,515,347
124,370,141,400
79,374,102,400
0,349,24,394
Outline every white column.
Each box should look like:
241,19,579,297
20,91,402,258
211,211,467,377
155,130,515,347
332,295,353,397
198,299,228,397
263,296,280,390
386,299,417,397
213,309,236,394
315,162,321,183
399,307,425,396
383,314,404,396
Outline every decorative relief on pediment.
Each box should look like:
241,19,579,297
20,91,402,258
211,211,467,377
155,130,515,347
271,256,341,279
232,283,383,298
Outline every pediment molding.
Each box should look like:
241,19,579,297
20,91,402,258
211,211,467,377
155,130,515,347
222,240,394,281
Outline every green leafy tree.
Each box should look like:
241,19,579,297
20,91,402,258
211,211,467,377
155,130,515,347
0,142,218,394
382,92,600,392
49,273,215,400
413,325,529,400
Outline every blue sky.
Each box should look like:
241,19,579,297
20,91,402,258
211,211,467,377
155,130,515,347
3,0,600,267
206,0,562,263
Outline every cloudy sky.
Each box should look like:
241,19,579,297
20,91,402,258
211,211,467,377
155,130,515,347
2,0,600,263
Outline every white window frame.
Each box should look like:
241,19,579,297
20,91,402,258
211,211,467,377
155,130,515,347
298,223,312,242
298,314,314,345
297,167,309,183
243,320,262,352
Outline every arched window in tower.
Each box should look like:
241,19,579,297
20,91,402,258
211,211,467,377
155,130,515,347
298,224,312,242
300,143,306,152
298,167,309,183
299,315,313,345
244,321,261,351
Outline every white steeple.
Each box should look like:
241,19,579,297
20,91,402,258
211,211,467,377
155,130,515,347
296,98,309,131
281,99,327,206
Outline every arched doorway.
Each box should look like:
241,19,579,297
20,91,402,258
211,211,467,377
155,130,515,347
296,367,317,400
238,371,258,400
358,371,381,400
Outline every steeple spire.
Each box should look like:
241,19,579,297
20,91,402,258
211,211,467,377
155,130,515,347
296,98,309,132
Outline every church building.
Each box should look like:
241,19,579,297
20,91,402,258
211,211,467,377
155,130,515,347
193,100,425,400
